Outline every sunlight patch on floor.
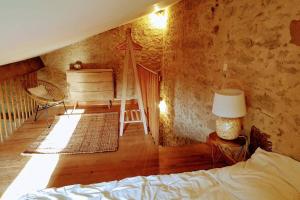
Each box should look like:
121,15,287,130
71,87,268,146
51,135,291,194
37,114,82,152
2,110,84,199
1,154,59,200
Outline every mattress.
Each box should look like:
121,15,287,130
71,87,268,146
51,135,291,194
19,148,300,200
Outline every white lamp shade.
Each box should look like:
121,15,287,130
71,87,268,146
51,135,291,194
212,89,246,118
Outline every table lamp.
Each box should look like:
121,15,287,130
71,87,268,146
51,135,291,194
212,89,246,140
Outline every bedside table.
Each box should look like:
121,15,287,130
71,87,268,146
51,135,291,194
208,132,248,166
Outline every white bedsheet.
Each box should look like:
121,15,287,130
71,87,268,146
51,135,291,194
20,148,300,200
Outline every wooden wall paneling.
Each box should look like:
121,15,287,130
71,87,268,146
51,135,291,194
32,71,38,86
0,57,44,82
9,79,17,129
3,81,13,134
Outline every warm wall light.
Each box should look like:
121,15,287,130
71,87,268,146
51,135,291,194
159,99,167,114
149,9,168,29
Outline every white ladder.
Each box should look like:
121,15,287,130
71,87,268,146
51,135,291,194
117,28,148,136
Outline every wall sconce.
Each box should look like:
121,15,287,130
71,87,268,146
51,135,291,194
159,99,167,114
149,9,168,29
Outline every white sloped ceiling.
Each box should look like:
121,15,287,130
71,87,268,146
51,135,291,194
0,0,177,65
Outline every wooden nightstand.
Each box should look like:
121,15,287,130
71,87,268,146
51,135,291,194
208,132,248,166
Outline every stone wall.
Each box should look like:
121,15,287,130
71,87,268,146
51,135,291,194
39,15,163,101
161,0,300,160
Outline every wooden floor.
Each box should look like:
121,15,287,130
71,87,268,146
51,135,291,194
0,105,226,198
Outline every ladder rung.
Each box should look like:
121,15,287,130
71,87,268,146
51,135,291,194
130,110,135,121
123,109,143,124
134,110,139,120
124,109,141,121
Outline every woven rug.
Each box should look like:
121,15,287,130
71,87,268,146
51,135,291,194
23,112,119,155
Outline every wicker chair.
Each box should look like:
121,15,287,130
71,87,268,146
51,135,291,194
26,80,67,124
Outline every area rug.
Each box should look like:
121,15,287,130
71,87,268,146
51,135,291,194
22,112,119,155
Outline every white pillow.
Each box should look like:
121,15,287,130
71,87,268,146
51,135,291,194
28,85,48,97
249,148,300,189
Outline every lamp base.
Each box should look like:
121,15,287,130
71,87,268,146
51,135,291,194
216,117,242,140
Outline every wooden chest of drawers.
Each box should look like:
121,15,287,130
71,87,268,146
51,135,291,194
66,69,114,105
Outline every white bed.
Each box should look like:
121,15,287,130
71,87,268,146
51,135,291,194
20,148,300,200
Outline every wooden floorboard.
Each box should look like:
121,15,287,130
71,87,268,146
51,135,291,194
0,105,226,198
